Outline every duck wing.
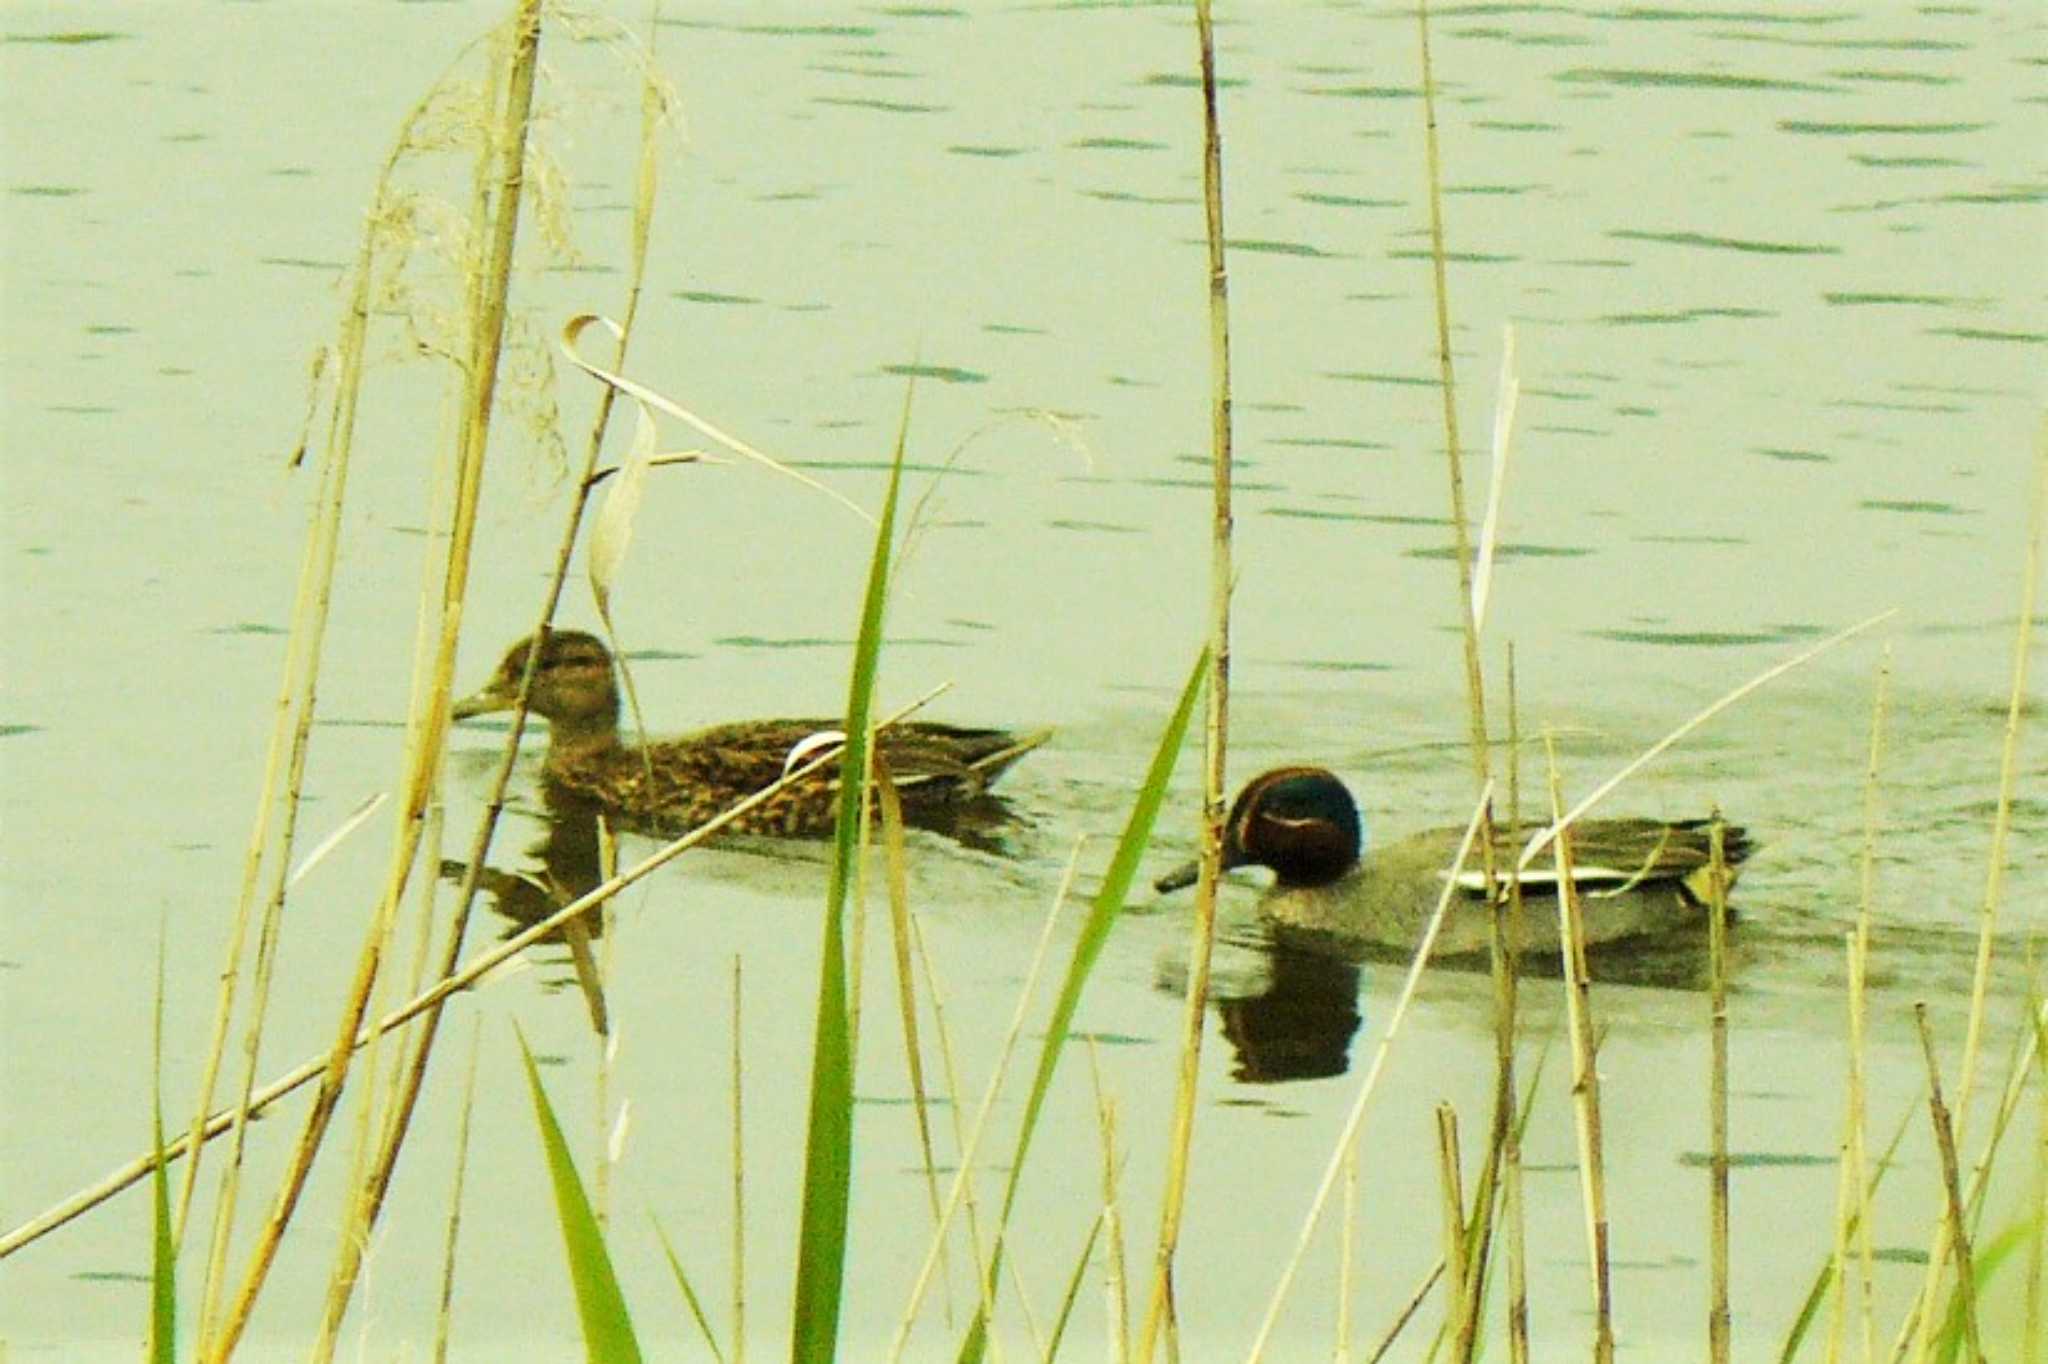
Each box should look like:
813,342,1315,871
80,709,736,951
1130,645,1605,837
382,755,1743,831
1447,817,1753,895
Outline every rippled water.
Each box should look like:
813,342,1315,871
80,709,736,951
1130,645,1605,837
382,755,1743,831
4,4,2042,1359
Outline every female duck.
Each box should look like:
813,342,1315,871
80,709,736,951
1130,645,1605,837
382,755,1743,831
452,630,1047,838
1156,766,1750,959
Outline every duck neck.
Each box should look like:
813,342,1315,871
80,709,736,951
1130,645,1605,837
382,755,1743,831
542,706,622,762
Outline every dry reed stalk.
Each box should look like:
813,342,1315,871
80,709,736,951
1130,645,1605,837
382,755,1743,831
1438,1105,1469,1344
316,26,674,1339
1364,1260,1445,1364
1830,649,1890,1364
1414,0,1488,784
1087,1040,1131,1364
1501,645,1529,1364
875,762,953,1310
730,955,747,1364
430,1018,482,1364
1707,815,1732,1363
203,7,549,1351
1882,1001,2045,1358
1450,642,1528,1364
909,906,995,1328
1953,423,2046,1116
886,842,1084,1360
170,29,473,1250
1245,786,1493,1362
1136,4,1234,1357
1825,933,1876,1364
1544,735,1613,1363
1904,423,2047,1352
0,687,950,1260
189,315,367,1353
1504,1129,1529,1364
1911,1005,1987,1364
1337,1142,1358,1363
1514,610,1894,878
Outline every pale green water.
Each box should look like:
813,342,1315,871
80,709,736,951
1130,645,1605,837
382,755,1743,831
3,2,2043,1359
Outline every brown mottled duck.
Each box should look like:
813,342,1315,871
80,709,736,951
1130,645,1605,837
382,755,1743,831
452,631,1048,838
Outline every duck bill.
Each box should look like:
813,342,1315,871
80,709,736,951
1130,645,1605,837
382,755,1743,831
450,684,515,721
1152,848,1242,895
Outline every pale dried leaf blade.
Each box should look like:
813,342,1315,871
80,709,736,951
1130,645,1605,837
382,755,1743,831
608,1098,632,1166
784,730,848,777
588,394,660,621
287,792,389,888
560,313,874,525
1471,323,1520,632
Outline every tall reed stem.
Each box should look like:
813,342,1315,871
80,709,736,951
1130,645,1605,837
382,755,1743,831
1137,3,1233,1357
1544,736,1612,1363
1707,815,1732,1363
207,7,545,1348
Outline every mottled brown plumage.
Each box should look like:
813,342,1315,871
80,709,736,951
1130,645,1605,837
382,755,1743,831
453,631,1047,838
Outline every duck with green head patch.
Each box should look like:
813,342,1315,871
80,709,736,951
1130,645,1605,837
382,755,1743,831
452,630,1048,839
1156,766,1751,960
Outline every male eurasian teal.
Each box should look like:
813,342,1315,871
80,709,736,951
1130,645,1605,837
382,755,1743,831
452,631,1048,838
1155,766,1751,959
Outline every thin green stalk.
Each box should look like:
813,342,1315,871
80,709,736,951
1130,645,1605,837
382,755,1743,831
431,1019,482,1364
148,928,176,1364
731,955,747,1364
875,762,950,1304
951,649,1208,1364
891,843,1084,1360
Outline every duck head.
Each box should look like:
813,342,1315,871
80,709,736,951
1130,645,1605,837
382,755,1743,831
1154,766,1363,893
452,630,620,741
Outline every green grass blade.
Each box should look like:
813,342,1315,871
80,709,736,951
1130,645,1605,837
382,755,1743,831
516,1028,643,1364
791,383,911,1363
651,1213,727,1364
957,643,1209,1363
1935,1218,2031,1364
148,928,176,1364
